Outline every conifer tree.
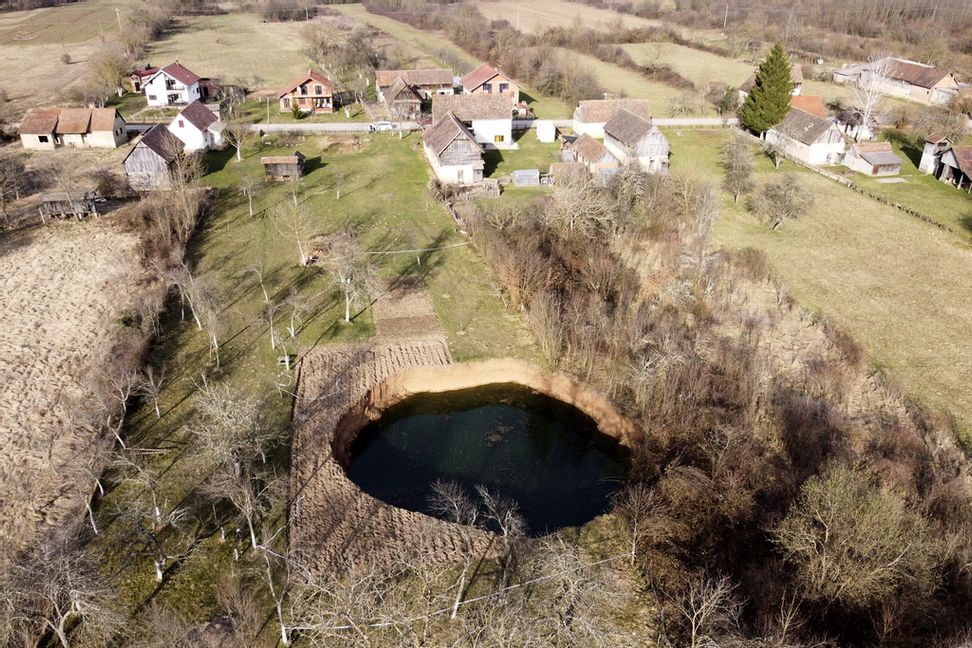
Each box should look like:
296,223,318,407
740,43,794,134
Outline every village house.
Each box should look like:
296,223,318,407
834,57,958,106
278,70,335,114
562,133,619,180
460,63,520,103
738,63,804,103
843,142,904,176
572,99,652,139
431,94,514,149
835,107,878,141
19,107,127,150
142,61,215,107
919,135,951,174
789,95,827,118
130,64,159,92
123,124,183,191
375,69,454,101
261,151,305,182
765,108,846,166
602,109,670,174
422,111,484,186
168,100,223,152
937,146,972,192
382,78,423,120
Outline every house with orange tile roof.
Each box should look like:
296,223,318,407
278,70,336,114
460,63,519,103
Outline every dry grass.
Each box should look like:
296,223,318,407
0,219,140,567
472,0,664,32
668,129,972,442
621,42,753,86
146,13,312,90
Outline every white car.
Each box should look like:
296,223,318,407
372,121,395,132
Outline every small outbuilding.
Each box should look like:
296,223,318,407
123,124,183,191
535,120,557,143
938,146,972,192
602,108,670,174
919,135,950,175
261,151,305,182
38,190,98,221
843,142,904,176
168,100,222,152
511,169,540,187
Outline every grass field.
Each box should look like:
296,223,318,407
485,133,561,177
91,132,535,618
622,42,753,86
145,13,311,90
666,129,972,442
834,132,972,240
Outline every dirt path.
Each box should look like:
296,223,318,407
0,222,140,567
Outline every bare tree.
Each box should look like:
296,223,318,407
319,232,379,323
223,114,254,163
0,153,26,224
138,365,166,419
428,480,482,619
0,532,124,648
272,200,310,266
613,483,659,565
477,485,526,585
669,575,743,648
202,462,284,550
240,171,258,217
721,134,755,203
852,56,893,141
754,173,814,230
86,41,132,100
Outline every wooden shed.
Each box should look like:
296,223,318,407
39,190,98,221
261,151,305,182
123,124,182,191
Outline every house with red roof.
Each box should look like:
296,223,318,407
142,61,206,107
460,63,519,103
278,70,335,114
168,100,223,152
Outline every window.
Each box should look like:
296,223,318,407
499,82,509,93
178,119,184,127
494,134,505,143
482,82,492,93
148,95,157,101
457,169,465,182
299,85,307,95
283,98,291,108
315,85,323,95
38,135,49,143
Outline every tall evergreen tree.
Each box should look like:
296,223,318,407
740,43,794,134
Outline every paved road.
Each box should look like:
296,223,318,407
249,121,422,133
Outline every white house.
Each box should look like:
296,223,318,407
835,57,958,106
843,142,904,176
431,94,514,149
572,99,651,139
168,100,223,152
143,61,203,107
919,135,951,175
602,108,670,174
765,108,846,166
422,111,484,186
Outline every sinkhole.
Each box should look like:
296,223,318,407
344,383,629,536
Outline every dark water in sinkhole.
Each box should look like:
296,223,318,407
346,384,628,536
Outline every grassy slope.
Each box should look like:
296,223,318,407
92,133,535,620
622,42,753,86
834,132,972,239
333,3,571,119
665,128,972,442
144,13,310,89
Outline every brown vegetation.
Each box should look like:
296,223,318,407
458,166,972,646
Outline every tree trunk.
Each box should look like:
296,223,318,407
155,558,165,582
248,517,258,550
86,500,99,535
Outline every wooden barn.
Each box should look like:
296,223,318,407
602,108,670,174
261,151,305,181
383,78,423,120
39,190,98,221
122,124,182,191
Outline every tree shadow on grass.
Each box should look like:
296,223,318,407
960,213,972,236
883,129,922,168
483,149,504,177
202,147,236,175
